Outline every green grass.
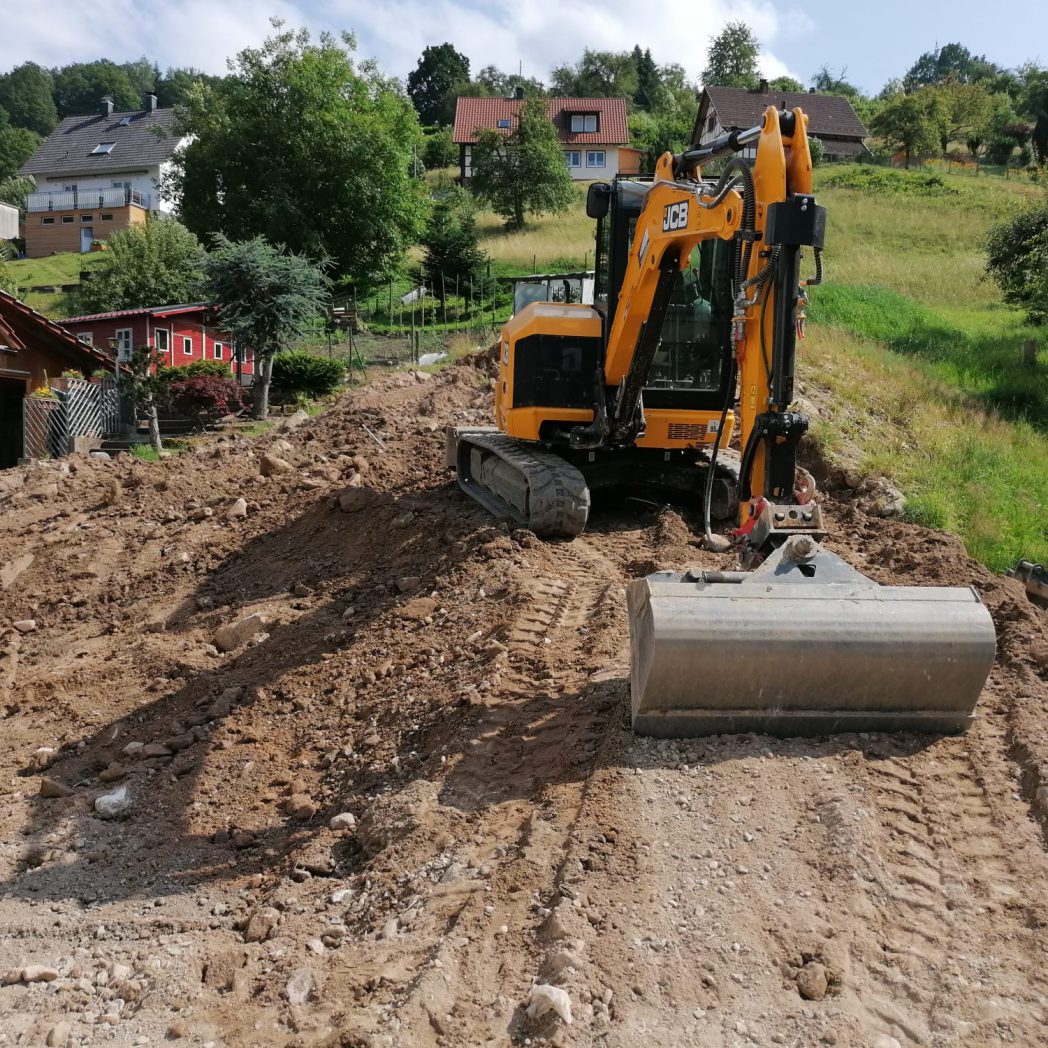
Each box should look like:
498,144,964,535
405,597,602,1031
4,251,103,316
800,164,1048,570
129,443,161,462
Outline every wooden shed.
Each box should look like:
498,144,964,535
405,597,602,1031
0,290,119,468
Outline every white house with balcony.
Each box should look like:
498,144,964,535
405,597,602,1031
452,94,642,183
19,94,188,258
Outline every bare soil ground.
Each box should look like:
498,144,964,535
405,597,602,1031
1,361,1047,1048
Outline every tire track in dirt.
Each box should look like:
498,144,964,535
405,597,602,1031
850,731,1048,1046
386,530,633,1042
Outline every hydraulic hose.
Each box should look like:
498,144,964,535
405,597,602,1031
702,354,738,548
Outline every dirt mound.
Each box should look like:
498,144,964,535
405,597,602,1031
1,358,1047,1047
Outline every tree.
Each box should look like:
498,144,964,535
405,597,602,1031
904,43,997,92
1021,69,1048,164
166,25,427,291
871,90,940,167
423,126,457,169
51,60,139,116
422,184,488,299
702,22,761,89
551,50,638,99
204,235,330,420
470,97,574,230
928,81,993,154
155,67,222,108
120,347,167,453
633,47,662,111
0,112,39,181
0,174,34,208
407,43,470,126
460,66,545,98
120,56,158,97
0,63,57,135
75,220,205,313
769,76,804,93
986,201,1048,324
811,66,862,98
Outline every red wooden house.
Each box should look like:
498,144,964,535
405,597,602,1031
58,303,255,379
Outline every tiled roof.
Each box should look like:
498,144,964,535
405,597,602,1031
59,304,211,325
453,97,629,145
0,289,124,370
694,86,868,143
20,107,182,178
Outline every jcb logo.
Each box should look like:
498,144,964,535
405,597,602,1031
663,201,689,231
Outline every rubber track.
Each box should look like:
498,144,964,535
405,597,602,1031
456,432,591,537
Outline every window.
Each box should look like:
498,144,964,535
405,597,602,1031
154,328,170,355
114,328,133,362
61,216,74,224
570,114,598,133
182,336,193,356
81,215,94,222
78,332,93,346
111,181,131,190
41,217,54,226
496,118,511,129
586,150,606,168
707,115,716,133
91,143,115,155
118,116,133,126
63,184,77,192
565,151,581,168
213,341,224,360
100,213,113,221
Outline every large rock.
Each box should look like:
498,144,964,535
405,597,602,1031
260,454,293,477
279,410,310,432
214,612,270,653
94,786,132,819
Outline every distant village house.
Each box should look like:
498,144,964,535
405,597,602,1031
453,94,642,182
693,82,869,161
18,94,187,259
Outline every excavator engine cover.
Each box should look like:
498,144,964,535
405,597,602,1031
628,542,996,737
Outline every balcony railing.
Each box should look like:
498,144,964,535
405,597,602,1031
25,187,152,213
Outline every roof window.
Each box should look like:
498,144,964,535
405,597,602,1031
497,119,511,129
118,116,133,126
91,142,115,155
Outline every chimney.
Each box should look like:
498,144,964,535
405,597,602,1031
144,93,157,112
809,87,816,93
101,96,114,118
758,78,769,93
513,85,525,100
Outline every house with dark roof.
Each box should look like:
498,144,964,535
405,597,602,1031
452,94,641,182
693,83,869,161
18,94,187,258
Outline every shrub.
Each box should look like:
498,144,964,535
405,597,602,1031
271,351,345,399
157,358,233,382
986,201,1048,325
820,165,959,197
169,375,246,418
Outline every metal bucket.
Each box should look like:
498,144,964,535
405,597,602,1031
628,544,997,737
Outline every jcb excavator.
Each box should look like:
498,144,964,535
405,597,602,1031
448,107,996,737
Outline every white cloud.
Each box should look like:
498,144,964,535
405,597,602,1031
1,0,800,86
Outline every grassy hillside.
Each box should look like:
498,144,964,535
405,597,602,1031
3,251,102,316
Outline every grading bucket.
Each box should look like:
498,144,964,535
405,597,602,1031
628,542,996,737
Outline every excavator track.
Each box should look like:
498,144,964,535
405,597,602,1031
447,428,591,537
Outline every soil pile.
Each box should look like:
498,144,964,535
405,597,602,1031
0,361,1047,1047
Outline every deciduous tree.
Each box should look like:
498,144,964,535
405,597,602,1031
165,25,427,291
75,220,205,313
203,235,330,420
470,98,574,230
0,112,39,181
0,63,58,135
407,43,470,126
986,201,1048,324
51,60,139,116
551,50,638,99
701,22,761,89
871,90,940,167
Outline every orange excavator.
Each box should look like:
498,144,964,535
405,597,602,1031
448,107,996,737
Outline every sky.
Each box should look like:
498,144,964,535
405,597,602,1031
3,0,1046,96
